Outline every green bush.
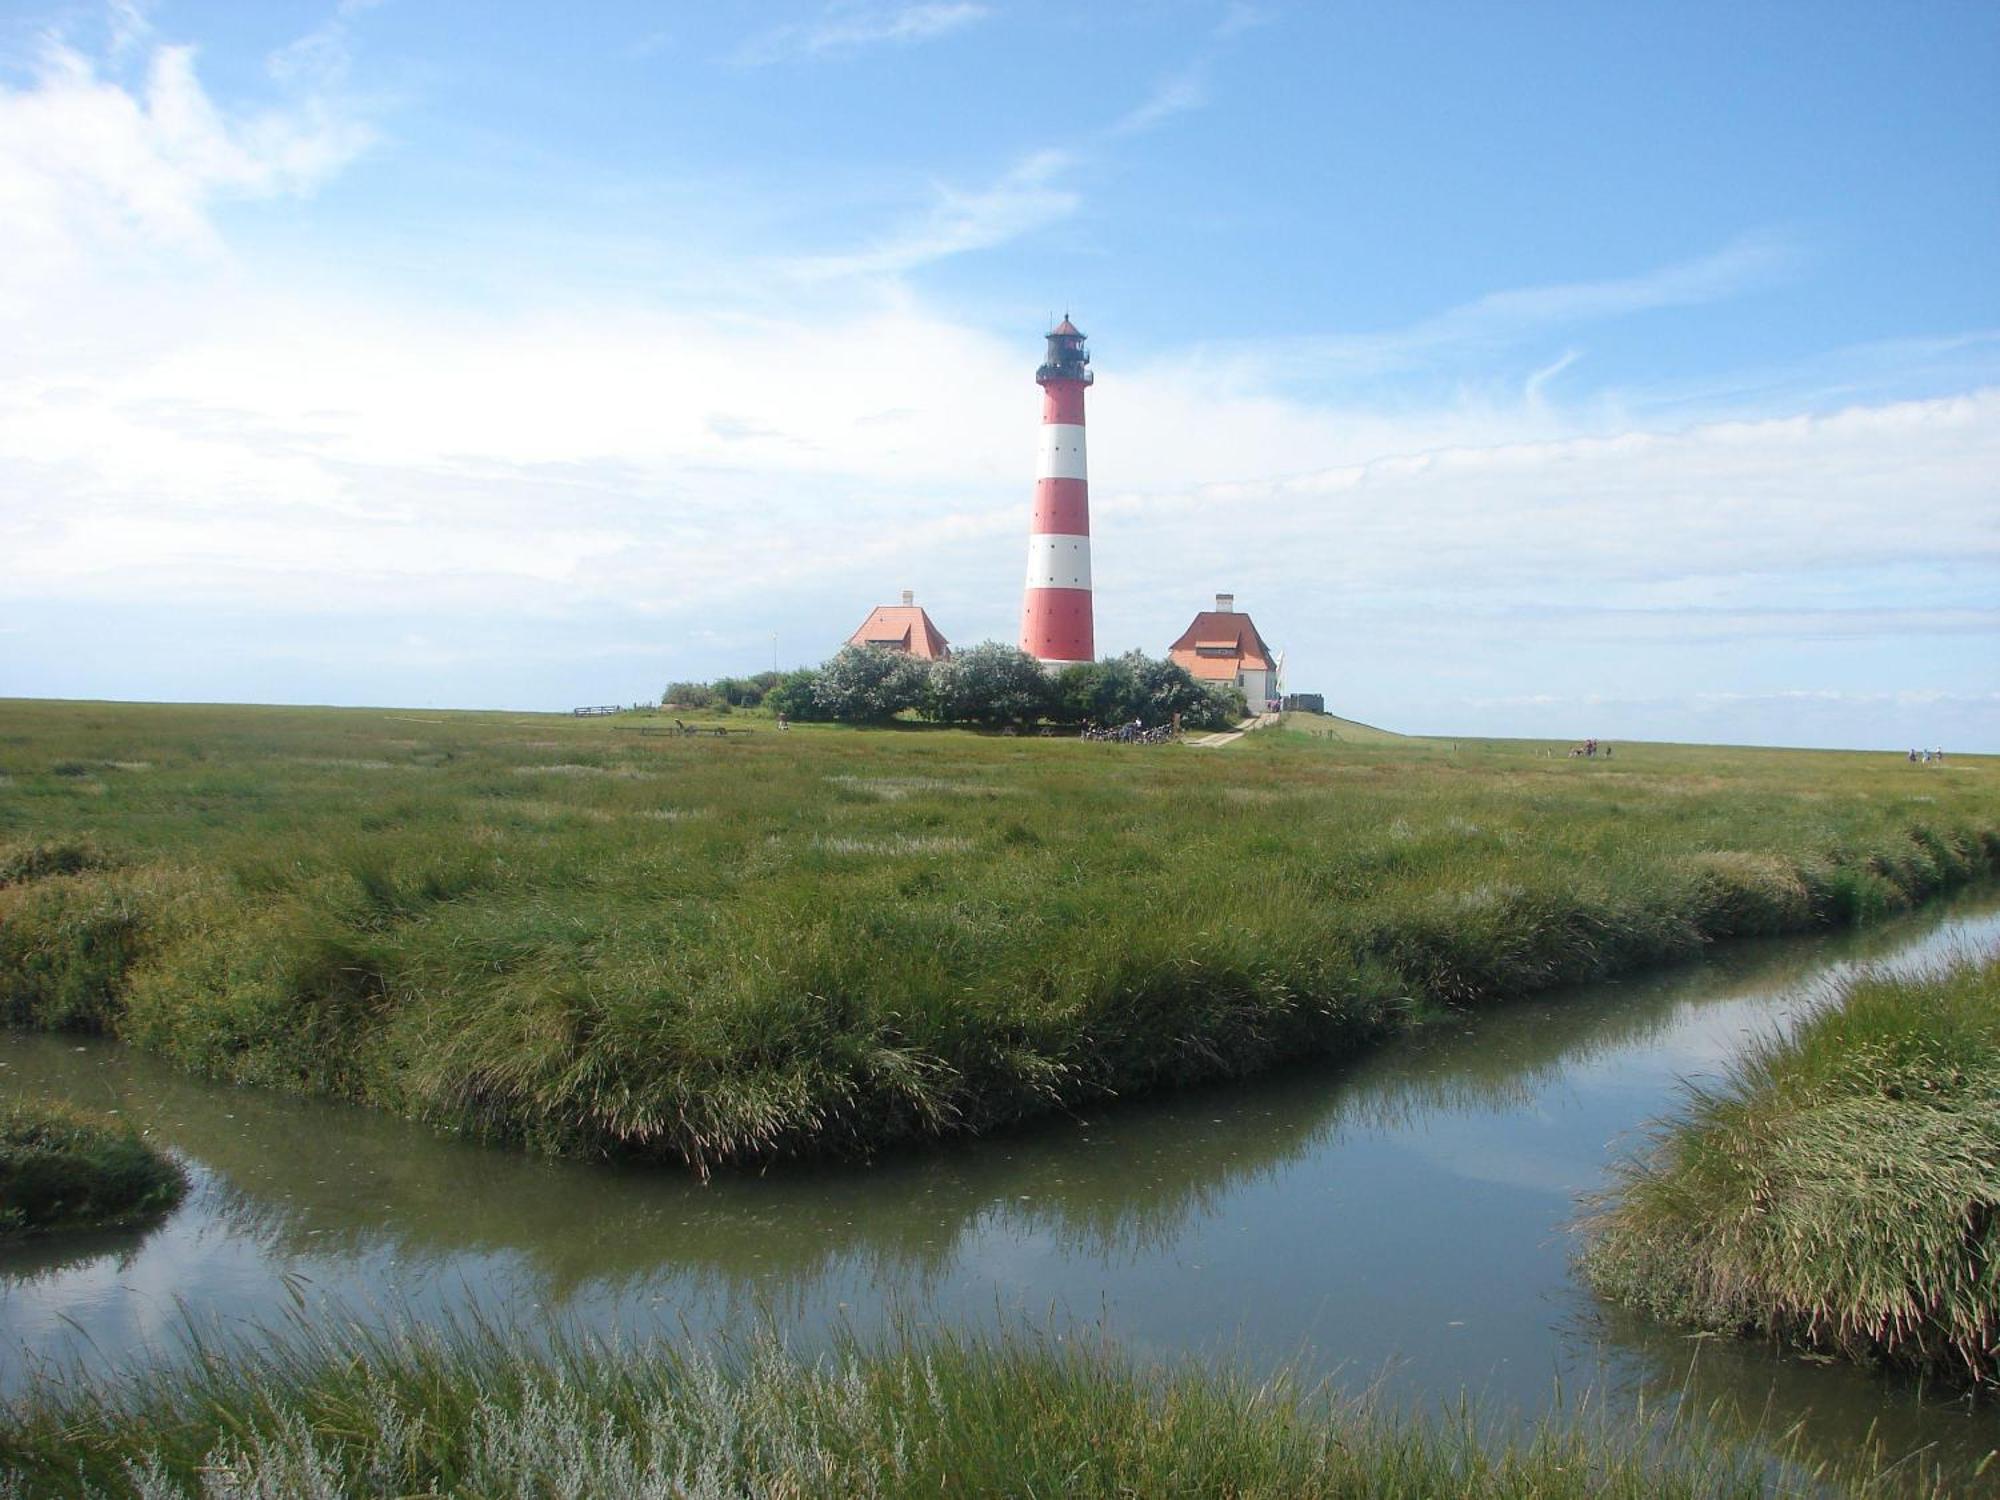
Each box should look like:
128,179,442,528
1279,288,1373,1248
812,644,931,723
922,641,1052,726
660,681,715,708
1051,652,1239,729
763,667,826,721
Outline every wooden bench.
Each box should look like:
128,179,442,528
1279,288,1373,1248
620,723,755,739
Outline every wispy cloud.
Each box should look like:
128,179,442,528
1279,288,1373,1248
734,2,990,66
1454,234,1796,331
1399,604,2000,644
1232,234,1800,386
765,9,1231,282
783,147,1079,280
1214,2,1273,41
777,50,1222,282
1597,328,2000,424
1523,348,1582,405
267,0,382,87
105,0,154,58
1109,67,1208,137
628,28,673,60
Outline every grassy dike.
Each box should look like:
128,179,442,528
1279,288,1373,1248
1,699,1996,1171
0,1321,1949,1498
1583,953,2000,1388
0,1097,185,1237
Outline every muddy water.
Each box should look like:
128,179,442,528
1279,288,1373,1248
5,896,1998,1475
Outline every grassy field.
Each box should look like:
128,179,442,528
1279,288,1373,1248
0,1317,1963,1499
0,1096,185,1237
1280,708,1415,744
1583,952,2000,1388
1,698,1995,1171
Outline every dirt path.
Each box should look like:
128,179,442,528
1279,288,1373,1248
1186,711,1280,748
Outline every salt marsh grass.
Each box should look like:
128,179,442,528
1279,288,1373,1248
0,1318,1954,1498
1583,952,2000,1387
0,699,1994,1170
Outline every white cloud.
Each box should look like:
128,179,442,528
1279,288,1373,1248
735,2,990,65
1089,386,2000,638
3,259,1994,740
0,30,373,311
5,257,1995,634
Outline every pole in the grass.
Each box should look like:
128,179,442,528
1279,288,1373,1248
1019,316,1095,668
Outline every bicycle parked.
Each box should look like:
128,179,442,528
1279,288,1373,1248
1080,719,1179,745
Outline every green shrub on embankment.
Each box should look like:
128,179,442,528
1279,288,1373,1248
0,1096,186,1236
0,700,1996,1170
0,1321,1940,1498
1584,953,2000,1387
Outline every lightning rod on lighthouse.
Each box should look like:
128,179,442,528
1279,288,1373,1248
1019,317,1095,668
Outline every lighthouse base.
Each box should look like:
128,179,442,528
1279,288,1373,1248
1020,585,1094,666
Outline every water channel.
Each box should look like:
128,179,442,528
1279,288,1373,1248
5,894,1998,1478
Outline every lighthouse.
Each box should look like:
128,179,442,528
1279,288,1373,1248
1019,317,1095,667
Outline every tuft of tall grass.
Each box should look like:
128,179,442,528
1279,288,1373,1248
0,1095,185,1236
1582,952,2000,1387
0,865,211,1033
0,1316,1960,1498
0,838,111,888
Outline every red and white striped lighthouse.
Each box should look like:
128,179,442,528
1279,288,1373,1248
1019,316,1095,667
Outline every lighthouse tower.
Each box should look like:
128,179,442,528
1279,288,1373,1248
1019,317,1095,667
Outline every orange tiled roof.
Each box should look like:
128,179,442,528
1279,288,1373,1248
847,605,951,661
1167,610,1274,676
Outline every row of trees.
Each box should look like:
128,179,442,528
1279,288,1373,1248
665,645,1245,731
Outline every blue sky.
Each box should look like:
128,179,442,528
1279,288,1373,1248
1,0,1996,748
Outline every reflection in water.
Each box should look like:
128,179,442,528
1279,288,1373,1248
1578,1296,1995,1486
0,1225,153,1291
4,893,1998,1476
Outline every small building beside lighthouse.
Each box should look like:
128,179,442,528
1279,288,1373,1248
847,591,950,660
1169,594,1279,707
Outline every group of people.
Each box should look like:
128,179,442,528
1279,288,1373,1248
1567,738,1611,758
1907,747,1947,764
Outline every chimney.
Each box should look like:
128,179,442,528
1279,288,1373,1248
1215,593,1234,613
901,589,914,607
